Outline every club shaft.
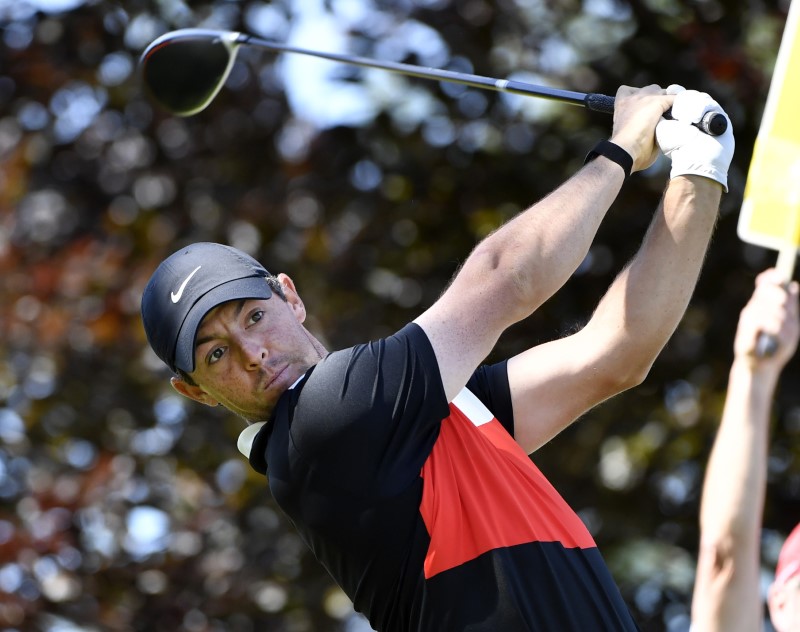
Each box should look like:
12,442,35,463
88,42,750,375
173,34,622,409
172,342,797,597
237,34,615,114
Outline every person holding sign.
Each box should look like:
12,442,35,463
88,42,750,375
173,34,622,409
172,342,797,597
694,2,800,629
692,269,800,632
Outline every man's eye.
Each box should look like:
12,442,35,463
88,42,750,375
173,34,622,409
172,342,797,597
249,310,264,325
208,347,225,365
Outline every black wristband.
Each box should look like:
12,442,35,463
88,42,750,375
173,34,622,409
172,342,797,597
584,140,633,178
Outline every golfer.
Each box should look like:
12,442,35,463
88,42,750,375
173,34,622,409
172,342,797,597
692,269,800,632
141,85,733,631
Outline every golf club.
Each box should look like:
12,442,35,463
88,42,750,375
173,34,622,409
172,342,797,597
139,28,727,136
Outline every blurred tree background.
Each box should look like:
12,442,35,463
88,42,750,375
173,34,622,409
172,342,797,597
1,0,799,630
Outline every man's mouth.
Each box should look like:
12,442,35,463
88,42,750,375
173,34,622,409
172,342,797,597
263,365,287,391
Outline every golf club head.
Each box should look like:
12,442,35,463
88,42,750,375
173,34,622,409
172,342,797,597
140,29,240,116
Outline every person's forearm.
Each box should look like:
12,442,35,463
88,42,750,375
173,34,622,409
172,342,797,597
460,157,625,325
690,359,777,632
700,359,776,542
585,176,720,383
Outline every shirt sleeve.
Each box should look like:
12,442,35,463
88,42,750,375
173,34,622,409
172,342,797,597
286,322,452,496
464,360,515,438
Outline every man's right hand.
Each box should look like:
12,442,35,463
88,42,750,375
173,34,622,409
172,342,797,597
609,84,674,173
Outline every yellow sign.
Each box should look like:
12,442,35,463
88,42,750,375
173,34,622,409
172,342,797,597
738,0,800,250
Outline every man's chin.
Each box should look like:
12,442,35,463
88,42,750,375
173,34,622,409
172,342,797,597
242,405,275,423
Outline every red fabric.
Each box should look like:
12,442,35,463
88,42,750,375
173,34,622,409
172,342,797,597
419,402,596,579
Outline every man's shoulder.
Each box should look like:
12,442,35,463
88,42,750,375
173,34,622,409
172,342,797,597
279,323,449,447
303,322,434,381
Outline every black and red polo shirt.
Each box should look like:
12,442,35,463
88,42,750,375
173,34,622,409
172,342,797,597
241,323,639,631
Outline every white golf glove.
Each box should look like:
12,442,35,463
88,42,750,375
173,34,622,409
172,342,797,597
656,85,734,192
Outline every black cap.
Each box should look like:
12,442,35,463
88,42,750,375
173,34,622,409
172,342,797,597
141,242,272,374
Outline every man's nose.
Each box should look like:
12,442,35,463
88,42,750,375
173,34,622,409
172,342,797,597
242,340,268,368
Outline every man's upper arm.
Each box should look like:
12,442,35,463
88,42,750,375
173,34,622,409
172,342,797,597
418,279,640,451
414,276,515,402
505,322,633,454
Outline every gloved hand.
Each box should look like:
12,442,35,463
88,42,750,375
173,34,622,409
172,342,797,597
656,85,735,192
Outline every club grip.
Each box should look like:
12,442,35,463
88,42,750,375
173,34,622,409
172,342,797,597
584,94,728,136
663,108,728,136
584,93,615,114
756,332,779,358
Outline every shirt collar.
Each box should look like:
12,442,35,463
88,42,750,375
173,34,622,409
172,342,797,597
237,422,266,458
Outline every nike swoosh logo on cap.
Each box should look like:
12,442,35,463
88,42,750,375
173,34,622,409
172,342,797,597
171,265,202,303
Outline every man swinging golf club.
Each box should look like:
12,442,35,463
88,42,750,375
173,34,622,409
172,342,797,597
141,84,734,631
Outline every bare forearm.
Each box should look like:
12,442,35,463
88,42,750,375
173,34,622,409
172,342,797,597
416,86,677,401
700,361,775,541
462,158,625,324
501,176,721,452
691,360,776,632
586,176,721,381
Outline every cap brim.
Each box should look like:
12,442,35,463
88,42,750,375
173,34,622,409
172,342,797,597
174,276,272,374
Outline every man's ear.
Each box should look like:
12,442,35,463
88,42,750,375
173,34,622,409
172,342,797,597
277,272,307,323
170,376,219,407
